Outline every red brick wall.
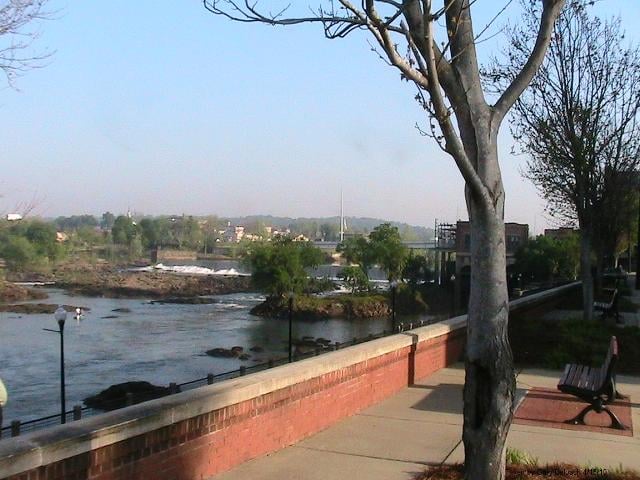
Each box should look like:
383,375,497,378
3,329,465,480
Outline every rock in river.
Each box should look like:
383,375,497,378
0,303,90,315
84,381,170,411
205,346,250,360
151,297,219,305
206,348,237,358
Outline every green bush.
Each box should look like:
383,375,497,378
395,285,429,314
0,235,39,271
244,237,324,298
338,265,370,293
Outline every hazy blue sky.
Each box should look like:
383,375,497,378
1,1,638,232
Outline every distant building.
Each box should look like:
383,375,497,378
450,221,529,314
544,227,577,241
220,223,246,242
271,228,291,238
6,213,22,221
455,221,528,271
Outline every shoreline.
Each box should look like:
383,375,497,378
3,263,253,302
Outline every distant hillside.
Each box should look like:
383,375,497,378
224,215,434,242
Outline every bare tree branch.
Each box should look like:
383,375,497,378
493,0,565,127
0,0,53,86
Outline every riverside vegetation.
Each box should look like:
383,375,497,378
0,217,436,319
244,224,433,319
418,448,640,479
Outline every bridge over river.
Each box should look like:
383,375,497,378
313,240,440,251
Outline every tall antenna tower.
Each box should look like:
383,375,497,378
339,189,344,242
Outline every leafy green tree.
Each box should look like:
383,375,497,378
128,235,144,260
403,253,433,289
338,265,369,294
337,224,408,280
0,235,38,271
25,221,60,260
154,217,173,247
55,215,97,231
369,223,408,282
319,222,339,241
244,238,323,298
139,218,161,248
111,216,138,245
514,235,579,284
101,212,116,229
167,216,203,249
73,225,106,248
336,236,374,278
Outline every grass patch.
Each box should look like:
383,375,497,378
417,463,639,479
506,448,538,467
509,315,640,374
296,293,389,309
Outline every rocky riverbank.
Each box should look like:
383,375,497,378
250,294,392,319
0,303,90,314
8,263,252,299
0,280,48,303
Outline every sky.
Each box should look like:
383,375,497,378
1,1,639,233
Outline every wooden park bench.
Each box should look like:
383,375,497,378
557,336,626,430
593,288,619,322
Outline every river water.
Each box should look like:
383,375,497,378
0,275,425,424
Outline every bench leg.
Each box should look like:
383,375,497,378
615,390,628,400
603,406,627,430
565,404,627,430
565,404,593,426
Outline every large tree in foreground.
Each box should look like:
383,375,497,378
203,1,564,478
495,3,640,321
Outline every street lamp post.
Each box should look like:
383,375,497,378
450,274,456,317
288,296,294,363
390,281,398,332
44,306,67,424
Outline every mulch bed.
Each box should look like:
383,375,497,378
513,388,633,437
417,464,640,479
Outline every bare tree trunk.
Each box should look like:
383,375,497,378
580,230,594,321
463,187,515,480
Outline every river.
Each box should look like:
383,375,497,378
0,274,428,425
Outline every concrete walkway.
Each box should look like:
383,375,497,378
210,365,640,480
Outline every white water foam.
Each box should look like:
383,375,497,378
130,263,249,276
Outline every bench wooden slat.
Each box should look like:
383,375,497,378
588,370,601,391
558,336,618,395
568,364,583,387
562,364,576,387
579,367,592,389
